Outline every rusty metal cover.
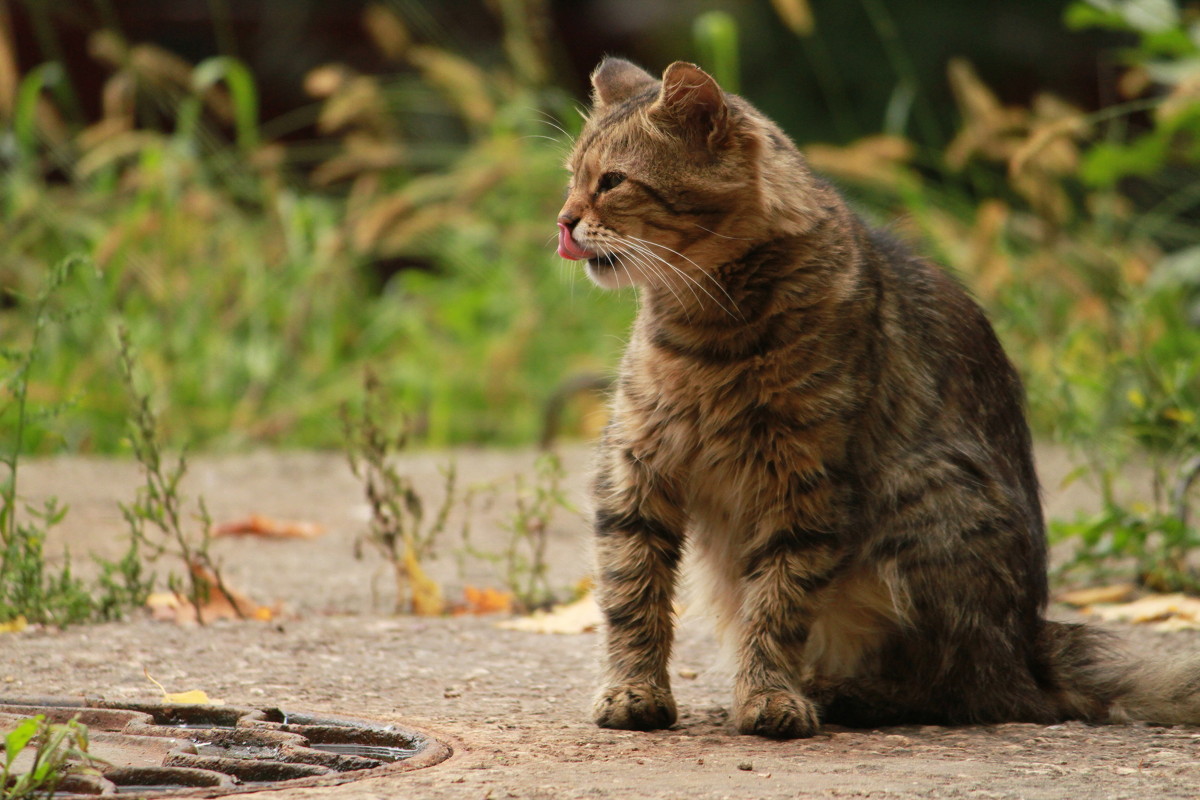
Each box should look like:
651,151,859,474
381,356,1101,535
0,696,451,797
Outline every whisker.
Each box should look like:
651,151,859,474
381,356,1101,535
617,249,690,320
619,240,703,313
687,221,754,241
530,112,577,144
625,235,744,320
620,239,737,320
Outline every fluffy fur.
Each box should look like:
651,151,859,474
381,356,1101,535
557,57,1200,738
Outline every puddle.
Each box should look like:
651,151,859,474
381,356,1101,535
309,742,420,762
193,743,282,760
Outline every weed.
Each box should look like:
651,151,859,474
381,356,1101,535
459,452,576,612
0,257,97,626
1,715,105,800
0,258,153,625
115,325,234,624
342,369,454,615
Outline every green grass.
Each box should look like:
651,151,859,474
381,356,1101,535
1,90,631,454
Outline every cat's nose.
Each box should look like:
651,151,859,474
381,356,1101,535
557,212,580,230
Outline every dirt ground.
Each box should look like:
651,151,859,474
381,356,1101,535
4,444,1200,800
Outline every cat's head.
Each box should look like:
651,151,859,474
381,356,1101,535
557,58,820,293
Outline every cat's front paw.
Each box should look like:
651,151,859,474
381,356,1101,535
735,690,820,739
593,683,677,731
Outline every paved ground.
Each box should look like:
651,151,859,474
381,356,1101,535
4,445,1200,799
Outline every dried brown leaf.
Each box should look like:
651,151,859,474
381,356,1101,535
1056,583,1137,607
212,514,325,540
145,565,278,624
453,586,515,616
1086,593,1200,630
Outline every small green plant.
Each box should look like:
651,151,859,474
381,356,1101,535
342,369,455,615
115,325,234,623
1,257,97,626
1050,294,1200,590
460,452,576,612
0,259,156,625
1,715,105,800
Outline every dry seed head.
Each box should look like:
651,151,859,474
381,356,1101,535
363,4,411,61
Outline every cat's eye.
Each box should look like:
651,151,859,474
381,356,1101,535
596,172,626,194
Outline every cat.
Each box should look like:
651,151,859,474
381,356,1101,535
554,57,1200,739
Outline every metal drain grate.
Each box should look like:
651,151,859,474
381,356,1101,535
0,696,451,797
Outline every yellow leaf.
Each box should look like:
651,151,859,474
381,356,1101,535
144,669,225,705
164,689,221,704
0,616,28,634
497,593,603,634
1163,407,1196,425
1086,593,1200,630
405,546,444,616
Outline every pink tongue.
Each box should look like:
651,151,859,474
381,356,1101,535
557,222,595,260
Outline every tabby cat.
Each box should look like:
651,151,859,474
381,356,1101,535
555,57,1200,739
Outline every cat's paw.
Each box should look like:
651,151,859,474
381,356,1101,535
593,683,677,730
735,690,820,739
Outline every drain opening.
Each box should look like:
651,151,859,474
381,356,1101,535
0,697,450,798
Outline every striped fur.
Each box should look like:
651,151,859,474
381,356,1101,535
561,58,1199,738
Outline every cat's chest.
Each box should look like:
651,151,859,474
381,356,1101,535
617,348,818,497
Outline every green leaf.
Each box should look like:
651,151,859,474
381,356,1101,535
693,11,741,94
1064,2,1129,32
4,717,42,767
1141,26,1197,56
1080,133,1171,186
193,56,261,151
12,63,64,163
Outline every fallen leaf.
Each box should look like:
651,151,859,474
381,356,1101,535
452,586,514,616
144,564,279,624
146,592,183,622
1086,593,1200,631
144,668,224,705
497,592,602,634
0,616,28,634
405,546,444,616
212,514,325,539
1056,583,1137,607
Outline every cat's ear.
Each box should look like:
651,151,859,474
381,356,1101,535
590,57,657,109
650,61,730,151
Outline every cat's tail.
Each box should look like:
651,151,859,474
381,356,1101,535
1042,619,1200,725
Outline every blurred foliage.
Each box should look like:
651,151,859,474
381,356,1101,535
0,0,631,453
807,0,1200,589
